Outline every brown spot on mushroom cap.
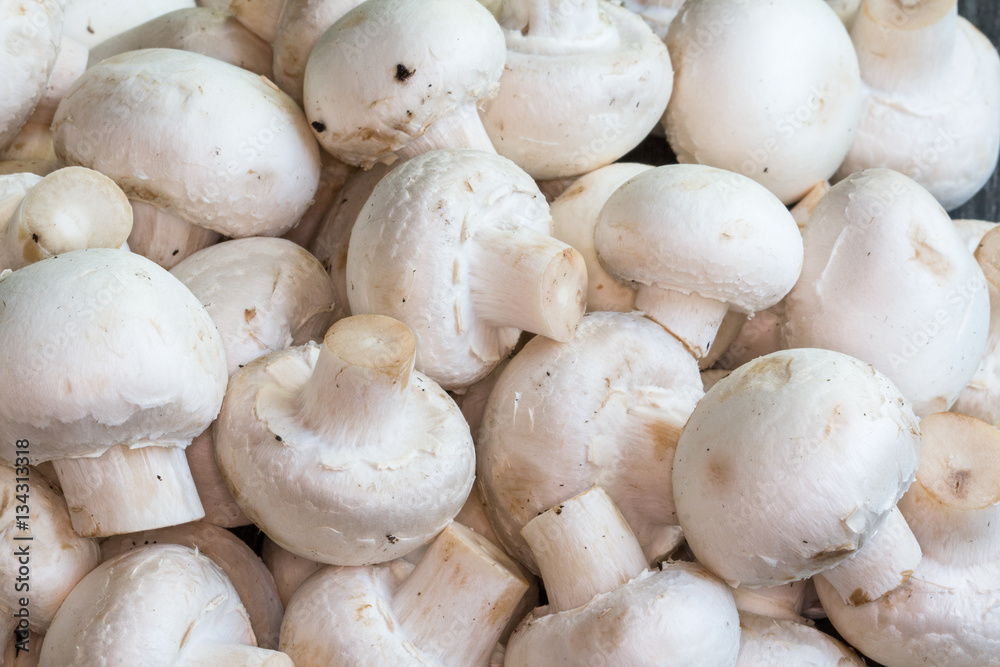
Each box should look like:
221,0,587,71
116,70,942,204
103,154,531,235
705,457,730,489
244,307,257,323
849,588,871,606
908,225,953,277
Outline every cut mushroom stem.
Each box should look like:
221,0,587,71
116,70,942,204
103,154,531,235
294,315,416,444
470,225,587,342
393,523,529,666
508,0,605,41
128,200,222,269
521,487,648,614
394,102,496,162
816,506,922,606
5,167,132,270
181,643,292,666
853,0,958,90
634,285,730,359
52,445,204,537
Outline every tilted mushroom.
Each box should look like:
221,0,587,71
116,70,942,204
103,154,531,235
504,487,741,666
0,167,132,271
837,0,1000,210
0,249,228,537
815,412,1000,666
783,168,990,417
479,0,673,179
303,0,505,167
477,311,702,571
673,348,922,605
280,522,528,666
215,314,475,565
347,149,586,390
61,0,196,47
0,464,100,636
87,7,273,77
100,521,284,649
52,48,321,247
594,164,803,360
663,0,863,204
549,162,651,313
40,544,292,666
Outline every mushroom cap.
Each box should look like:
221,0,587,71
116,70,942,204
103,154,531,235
479,2,673,180
736,611,865,666
477,311,702,571
505,562,740,666
673,348,920,588
261,537,323,608
594,164,803,313
0,0,63,150
303,0,505,167
346,149,555,390
170,236,336,376
0,465,100,630
52,48,321,238
62,0,196,47
39,544,262,666
0,248,228,463
782,168,990,417
664,0,862,205
214,322,475,565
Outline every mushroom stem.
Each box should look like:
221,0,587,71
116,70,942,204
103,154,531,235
469,225,587,342
128,200,222,269
634,285,730,359
852,0,958,91
28,36,89,126
815,506,922,606
506,0,606,42
393,523,529,667
394,102,497,163
521,487,648,614
181,643,293,666
730,582,809,623
5,167,132,270
52,444,205,538
294,315,416,442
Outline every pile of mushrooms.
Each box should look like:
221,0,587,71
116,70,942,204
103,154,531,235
1,0,1000,664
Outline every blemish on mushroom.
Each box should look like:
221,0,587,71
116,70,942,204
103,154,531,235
311,121,327,133
244,307,257,323
31,234,38,243
849,588,871,606
948,469,973,499
395,64,415,82
386,534,397,544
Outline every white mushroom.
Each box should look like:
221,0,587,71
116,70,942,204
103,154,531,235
663,0,863,204
594,164,804,360
126,200,222,269
214,315,475,565
62,0,196,47
815,412,1000,665
39,544,291,666
504,487,741,666
479,0,673,179
347,149,586,390
783,168,991,417
280,523,529,666
0,249,228,537
837,0,1000,210
303,0,505,167
100,521,284,649
736,612,865,666
261,537,324,609
477,311,702,571
674,348,923,605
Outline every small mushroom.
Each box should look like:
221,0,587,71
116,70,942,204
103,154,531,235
303,0,505,167
594,164,803,360
504,487,741,666
281,523,528,666
39,544,292,666
479,0,673,179
0,249,228,537
673,348,922,604
815,412,1000,665
346,149,586,390
214,314,475,565
100,521,284,649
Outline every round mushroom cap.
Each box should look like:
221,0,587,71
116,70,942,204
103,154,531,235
0,248,228,463
0,0,63,150
736,611,865,665
52,48,321,238
303,0,505,167
505,562,740,666
595,164,803,313
664,0,862,204
39,544,267,666
673,348,921,588
477,311,703,571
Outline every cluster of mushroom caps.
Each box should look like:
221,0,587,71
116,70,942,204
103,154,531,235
0,0,999,664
